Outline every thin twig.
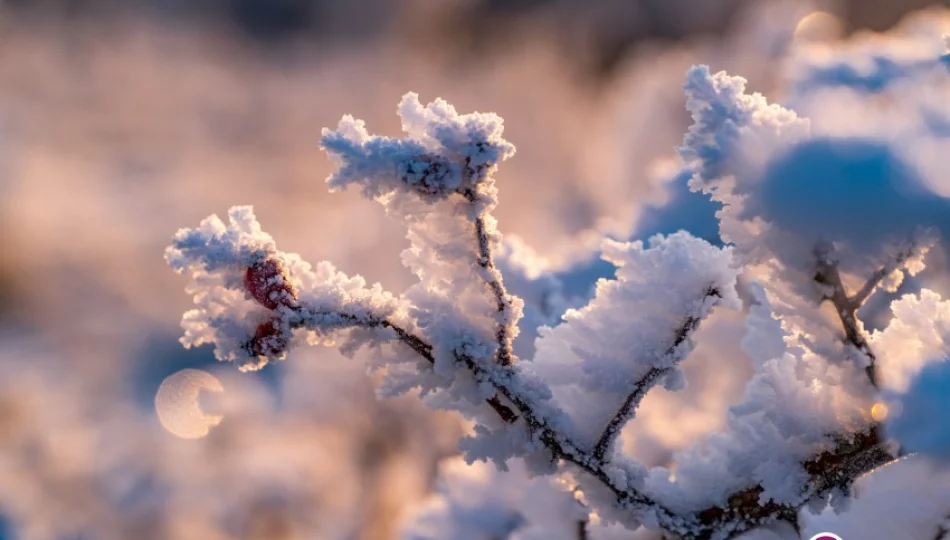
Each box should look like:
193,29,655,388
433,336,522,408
592,286,722,463
454,351,689,530
851,246,915,308
815,244,917,390
462,188,516,367
286,307,520,423
814,254,878,388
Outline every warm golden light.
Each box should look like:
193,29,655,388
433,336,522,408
794,11,843,43
871,402,889,422
155,368,224,439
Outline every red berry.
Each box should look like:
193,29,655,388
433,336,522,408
245,319,289,357
244,258,298,310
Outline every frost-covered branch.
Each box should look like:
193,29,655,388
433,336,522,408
814,250,879,387
236,257,694,532
814,239,927,390
592,285,723,463
692,429,891,539
165,61,950,539
463,187,518,367
451,345,688,532
851,245,917,308
289,302,524,424
166,196,732,537
169,211,892,539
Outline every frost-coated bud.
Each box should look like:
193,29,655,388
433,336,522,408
397,155,456,197
245,318,290,357
244,258,298,310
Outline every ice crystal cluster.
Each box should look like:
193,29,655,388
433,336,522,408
167,18,950,540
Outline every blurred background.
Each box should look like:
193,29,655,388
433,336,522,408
0,0,947,538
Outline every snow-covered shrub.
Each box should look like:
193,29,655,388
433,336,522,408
166,21,950,539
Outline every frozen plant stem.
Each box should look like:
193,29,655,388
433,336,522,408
262,300,689,531
236,271,892,540
278,271,717,534
814,244,917,389
814,253,878,388
851,246,915,308
693,429,891,538
167,89,911,540
463,187,516,367
591,285,723,463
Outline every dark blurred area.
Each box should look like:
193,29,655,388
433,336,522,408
2,0,948,80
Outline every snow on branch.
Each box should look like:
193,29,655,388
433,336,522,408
591,283,723,463
526,233,740,461
320,93,520,371
165,61,950,538
320,93,515,202
814,239,931,388
165,205,700,536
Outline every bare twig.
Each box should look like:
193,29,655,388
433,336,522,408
592,285,723,463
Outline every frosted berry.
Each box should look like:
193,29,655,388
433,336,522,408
244,258,298,310
245,319,289,357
